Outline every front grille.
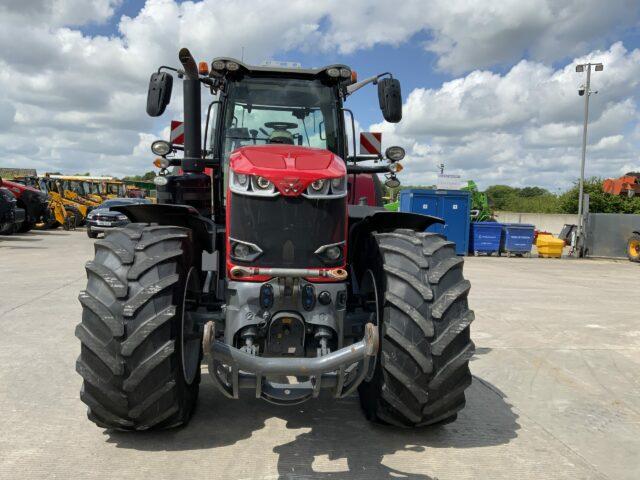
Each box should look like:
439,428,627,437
229,193,346,268
94,215,115,222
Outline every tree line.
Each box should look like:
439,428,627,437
386,178,640,214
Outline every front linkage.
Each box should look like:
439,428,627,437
205,321,378,403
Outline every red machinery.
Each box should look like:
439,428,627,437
603,172,640,197
75,48,475,432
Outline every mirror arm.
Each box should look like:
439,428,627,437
346,165,392,174
158,65,183,77
347,155,383,163
346,72,392,95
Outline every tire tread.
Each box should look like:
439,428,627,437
359,230,474,427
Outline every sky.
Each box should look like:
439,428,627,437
1,0,639,190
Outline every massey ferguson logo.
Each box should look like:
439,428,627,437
277,177,303,196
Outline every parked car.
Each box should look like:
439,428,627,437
85,198,150,238
0,185,26,235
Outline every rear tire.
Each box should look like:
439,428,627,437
0,223,15,235
76,223,202,430
17,220,34,233
64,206,81,230
628,233,640,263
358,229,475,427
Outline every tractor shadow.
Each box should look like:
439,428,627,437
0,235,42,241
106,373,519,479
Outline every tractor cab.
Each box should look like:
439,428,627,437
148,55,405,214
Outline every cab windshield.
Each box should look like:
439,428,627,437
220,77,341,160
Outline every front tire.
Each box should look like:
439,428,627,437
86,227,98,239
358,229,475,427
75,223,201,430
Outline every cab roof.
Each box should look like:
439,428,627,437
211,57,351,79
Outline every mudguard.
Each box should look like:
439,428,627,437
348,204,443,236
347,205,444,266
113,203,216,253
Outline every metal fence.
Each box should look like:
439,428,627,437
584,213,640,258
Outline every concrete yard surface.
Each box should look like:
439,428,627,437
1,229,639,479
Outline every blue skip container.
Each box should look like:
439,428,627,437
500,223,535,256
470,222,503,255
399,189,471,255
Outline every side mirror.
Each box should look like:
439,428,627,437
377,78,402,123
146,72,173,117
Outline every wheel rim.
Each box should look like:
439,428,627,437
361,269,380,381
181,267,201,385
361,269,380,326
630,240,640,259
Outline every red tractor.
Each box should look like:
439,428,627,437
0,178,51,233
76,49,474,430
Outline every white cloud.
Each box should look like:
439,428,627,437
0,0,638,185
421,0,639,73
0,0,121,27
371,42,640,190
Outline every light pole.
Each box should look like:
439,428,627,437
575,62,603,255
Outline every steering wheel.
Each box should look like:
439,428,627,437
264,122,298,131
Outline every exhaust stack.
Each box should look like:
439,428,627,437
178,48,203,173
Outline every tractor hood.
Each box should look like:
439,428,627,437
229,145,346,197
2,179,43,199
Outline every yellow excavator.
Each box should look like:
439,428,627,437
47,174,126,201
12,176,78,229
41,178,91,225
46,193,75,229
45,175,104,205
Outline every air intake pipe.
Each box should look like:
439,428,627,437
178,48,204,173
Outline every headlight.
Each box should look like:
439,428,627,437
233,243,250,258
339,68,351,79
388,162,403,173
151,140,172,156
236,174,248,186
315,241,345,263
212,60,226,71
327,67,340,78
385,146,405,162
153,176,168,186
255,176,272,190
226,61,240,71
229,238,263,262
116,214,129,221
303,176,346,198
230,171,279,197
324,246,342,260
310,179,325,191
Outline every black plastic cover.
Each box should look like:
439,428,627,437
377,78,402,123
146,72,173,117
229,193,346,268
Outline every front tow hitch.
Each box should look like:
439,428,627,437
203,322,379,404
